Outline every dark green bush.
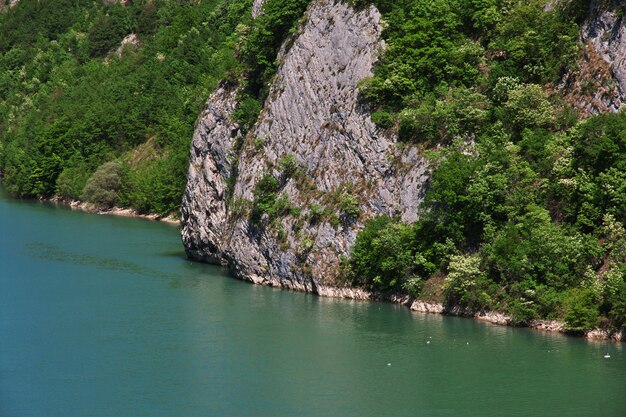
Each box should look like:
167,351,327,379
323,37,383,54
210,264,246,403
251,172,284,222
371,110,395,129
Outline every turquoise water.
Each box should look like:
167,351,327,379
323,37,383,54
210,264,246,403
1,188,624,417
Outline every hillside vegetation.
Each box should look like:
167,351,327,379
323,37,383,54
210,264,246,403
348,0,626,333
0,0,257,214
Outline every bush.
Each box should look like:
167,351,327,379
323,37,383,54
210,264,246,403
484,205,589,290
340,193,361,219
81,160,123,209
607,280,626,330
371,110,395,129
563,288,599,333
444,253,494,310
503,83,554,131
87,12,128,58
350,216,432,293
233,94,261,130
251,172,292,223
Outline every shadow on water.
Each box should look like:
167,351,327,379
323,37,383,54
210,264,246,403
24,242,179,281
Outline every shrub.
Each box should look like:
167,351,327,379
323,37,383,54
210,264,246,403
87,12,127,57
564,288,599,333
444,253,494,310
339,193,361,219
350,216,429,293
503,83,554,131
278,154,299,179
251,172,280,222
81,160,123,209
233,94,261,130
371,110,395,129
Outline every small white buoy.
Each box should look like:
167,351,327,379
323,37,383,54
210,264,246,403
466,342,469,345
387,363,391,366
427,340,430,344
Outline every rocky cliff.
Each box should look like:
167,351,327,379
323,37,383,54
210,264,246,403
181,0,428,292
182,0,626,295
562,0,626,115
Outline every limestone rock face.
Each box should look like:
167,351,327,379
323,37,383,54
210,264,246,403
181,0,429,291
563,1,626,115
181,84,241,266
252,0,265,18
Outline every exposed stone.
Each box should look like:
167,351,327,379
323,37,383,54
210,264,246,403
529,320,564,333
181,83,241,265
586,328,611,340
0,0,19,11
181,0,429,290
561,0,626,115
180,0,624,343
410,300,445,314
115,33,139,57
252,0,265,19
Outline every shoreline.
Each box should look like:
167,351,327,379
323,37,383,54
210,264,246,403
30,191,624,342
227,269,625,343
49,197,181,226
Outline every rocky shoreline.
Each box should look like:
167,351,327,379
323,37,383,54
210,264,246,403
49,197,180,226
41,193,622,343
23,193,625,343
225,269,625,342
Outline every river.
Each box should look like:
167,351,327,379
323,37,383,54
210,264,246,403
0,187,624,417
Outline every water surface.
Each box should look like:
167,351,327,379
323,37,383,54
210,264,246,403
1,188,624,417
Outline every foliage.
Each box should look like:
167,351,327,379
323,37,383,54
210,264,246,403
0,0,253,216
348,1,626,333
444,254,494,311
238,0,309,106
350,216,427,293
339,194,361,220
361,0,579,140
563,288,599,333
251,172,293,223
81,160,123,209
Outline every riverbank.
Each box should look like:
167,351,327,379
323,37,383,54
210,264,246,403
229,269,625,342
49,197,180,226
21,190,623,342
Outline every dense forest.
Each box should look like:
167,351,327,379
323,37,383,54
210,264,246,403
0,0,264,214
1,0,624,333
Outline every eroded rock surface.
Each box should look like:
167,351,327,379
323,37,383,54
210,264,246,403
181,0,429,291
562,1,626,115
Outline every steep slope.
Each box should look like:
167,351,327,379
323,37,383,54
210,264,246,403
181,0,428,291
562,0,626,114
182,0,626,339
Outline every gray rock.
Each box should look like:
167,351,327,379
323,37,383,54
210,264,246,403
181,0,429,290
562,1,626,115
181,83,241,266
252,0,265,19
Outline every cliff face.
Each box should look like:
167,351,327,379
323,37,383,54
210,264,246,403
182,0,626,293
181,0,428,291
562,1,626,115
